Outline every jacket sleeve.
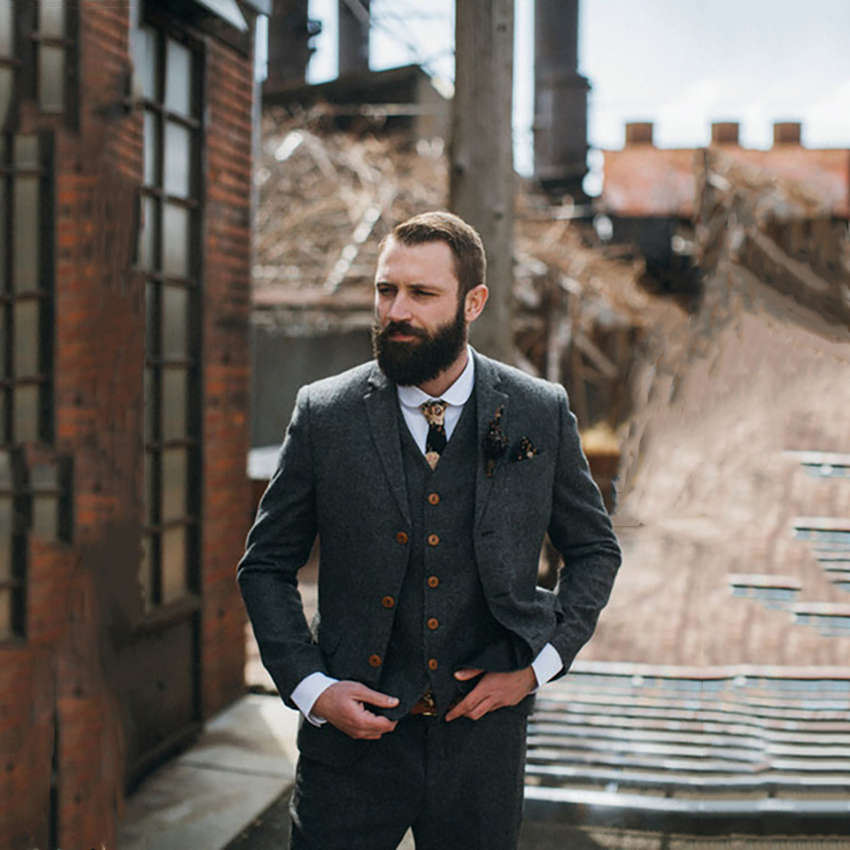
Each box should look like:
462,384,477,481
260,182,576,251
237,386,326,705
546,384,622,674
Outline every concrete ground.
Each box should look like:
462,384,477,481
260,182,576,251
118,695,300,850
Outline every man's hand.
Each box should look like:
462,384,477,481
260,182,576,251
445,667,537,722
312,681,400,740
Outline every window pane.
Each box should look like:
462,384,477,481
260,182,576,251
0,0,12,55
39,45,65,113
161,525,186,604
145,282,158,355
0,496,12,583
14,300,40,377
0,588,11,641
139,196,157,271
0,306,7,375
164,121,191,198
31,463,56,491
13,384,39,441
14,177,40,293
165,40,192,117
145,450,156,526
163,204,190,279
162,368,187,441
162,285,188,360
141,26,160,101
14,135,39,169
144,110,159,187
145,368,156,443
0,181,6,293
0,69,11,130
0,450,11,487
161,447,186,521
39,1,65,37
33,495,57,540
141,534,154,611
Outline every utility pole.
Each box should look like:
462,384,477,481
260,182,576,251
450,0,514,362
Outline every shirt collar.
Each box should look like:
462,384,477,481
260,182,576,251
396,346,475,409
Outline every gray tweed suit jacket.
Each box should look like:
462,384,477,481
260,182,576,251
238,350,621,730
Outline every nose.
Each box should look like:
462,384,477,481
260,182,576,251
386,292,411,323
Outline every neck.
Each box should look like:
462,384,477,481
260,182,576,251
417,347,469,397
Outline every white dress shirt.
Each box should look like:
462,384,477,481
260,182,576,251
291,350,563,724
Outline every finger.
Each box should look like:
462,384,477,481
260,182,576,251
453,667,484,681
445,694,478,722
351,716,397,738
467,697,495,721
351,685,399,709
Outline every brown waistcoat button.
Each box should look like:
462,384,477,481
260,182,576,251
427,575,440,589
427,533,440,547
381,595,395,609
427,493,440,505
427,617,439,630
427,658,438,671
395,531,409,545
368,654,383,668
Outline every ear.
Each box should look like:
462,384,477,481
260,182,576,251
463,284,488,323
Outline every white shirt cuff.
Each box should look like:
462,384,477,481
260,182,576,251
291,671,339,726
531,643,563,687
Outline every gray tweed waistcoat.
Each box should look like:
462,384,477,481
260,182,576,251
379,394,512,718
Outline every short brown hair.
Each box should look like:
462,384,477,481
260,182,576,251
381,211,486,299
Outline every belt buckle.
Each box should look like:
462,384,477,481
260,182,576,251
420,689,438,717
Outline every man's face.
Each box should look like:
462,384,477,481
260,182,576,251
372,238,467,387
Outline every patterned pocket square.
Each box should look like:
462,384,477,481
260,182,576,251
511,437,540,462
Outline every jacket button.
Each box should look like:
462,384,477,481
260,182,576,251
427,575,440,589
427,492,440,505
427,658,438,671
381,595,395,609
427,617,439,630
368,654,383,668
395,531,409,545
427,533,440,547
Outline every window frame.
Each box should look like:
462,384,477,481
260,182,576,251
139,17,205,613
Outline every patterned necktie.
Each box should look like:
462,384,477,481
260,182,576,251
420,400,448,470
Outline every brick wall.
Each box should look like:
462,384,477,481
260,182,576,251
0,2,254,847
199,30,255,720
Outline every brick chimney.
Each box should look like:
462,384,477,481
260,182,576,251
625,122,654,146
773,122,803,146
711,122,740,145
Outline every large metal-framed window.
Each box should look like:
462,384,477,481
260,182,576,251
140,24,202,611
0,0,16,129
0,448,24,641
0,130,56,643
0,132,54,446
32,0,77,117
0,0,77,131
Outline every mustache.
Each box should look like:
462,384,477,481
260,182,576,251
380,321,427,340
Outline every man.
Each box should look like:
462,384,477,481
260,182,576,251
238,211,621,849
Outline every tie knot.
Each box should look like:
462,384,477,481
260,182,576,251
420,400,447,426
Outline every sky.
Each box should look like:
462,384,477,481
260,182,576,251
300,0,850,178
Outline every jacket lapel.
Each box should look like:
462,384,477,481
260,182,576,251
473,351,509,529
364,364,411,526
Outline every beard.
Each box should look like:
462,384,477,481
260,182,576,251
372,303,467,387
